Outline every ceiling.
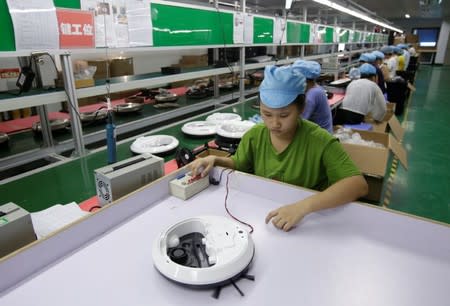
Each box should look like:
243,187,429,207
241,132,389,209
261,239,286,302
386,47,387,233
191,0,450,30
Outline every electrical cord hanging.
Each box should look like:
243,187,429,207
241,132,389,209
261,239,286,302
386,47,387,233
215,5,238,102
218,169,254,234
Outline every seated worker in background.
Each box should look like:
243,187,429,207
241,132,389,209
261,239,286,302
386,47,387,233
292,60,333,133
333,63,387,125
190,65,368,232
398,44,410,70
360,52,387,97
381,46,397,80
371,50,388,100
395,46,406,71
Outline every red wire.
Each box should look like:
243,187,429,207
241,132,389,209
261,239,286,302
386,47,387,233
224,170,254,234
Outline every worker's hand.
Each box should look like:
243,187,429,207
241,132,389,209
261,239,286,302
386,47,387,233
265,201,311,232
189,156,216,178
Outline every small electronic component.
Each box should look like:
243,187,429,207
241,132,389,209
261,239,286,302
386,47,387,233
169,172,210,200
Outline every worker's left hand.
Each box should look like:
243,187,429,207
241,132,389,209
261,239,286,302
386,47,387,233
265,202,311,232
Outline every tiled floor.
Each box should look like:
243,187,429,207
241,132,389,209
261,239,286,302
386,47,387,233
388,65,450,224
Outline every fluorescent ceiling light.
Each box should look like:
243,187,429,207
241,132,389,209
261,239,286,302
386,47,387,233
312,0,403,33
405,14,410,18
285,0,293,9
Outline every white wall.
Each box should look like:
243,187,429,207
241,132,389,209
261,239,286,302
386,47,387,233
435,20,450,64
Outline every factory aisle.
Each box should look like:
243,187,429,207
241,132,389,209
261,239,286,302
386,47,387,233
388,65,450,224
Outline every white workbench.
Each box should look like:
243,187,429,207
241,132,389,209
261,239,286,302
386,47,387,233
1,169,449,306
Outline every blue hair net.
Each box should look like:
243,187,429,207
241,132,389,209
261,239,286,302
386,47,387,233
380,46,393,54
259,65,306,109
372,50,385,60
359,63,376,75
348,67,361,80
359,53,376,63
292,60,321,79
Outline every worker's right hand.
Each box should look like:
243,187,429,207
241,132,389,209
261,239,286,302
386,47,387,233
189,156,216,178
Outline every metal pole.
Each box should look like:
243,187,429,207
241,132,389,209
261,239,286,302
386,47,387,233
36,105,54,148
301,6,307,58
239,0,246,103
214,0,220,99
60,52,86,157
333,16,338,54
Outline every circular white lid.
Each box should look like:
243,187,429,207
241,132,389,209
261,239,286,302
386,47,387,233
181,121,217,136
216,120,255,139
205,112,242,125
130,135,179,154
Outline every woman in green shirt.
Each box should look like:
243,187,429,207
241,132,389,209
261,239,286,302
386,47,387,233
190,65,368,232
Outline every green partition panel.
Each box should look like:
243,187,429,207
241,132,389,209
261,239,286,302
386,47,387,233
300,23,310,43
0,0,82,51
54,0,80,9
339,29,349,43
325,27,334,43
0,0,15,51
151,3,233,46
287,22,300,43
253,17,273,44
353,31,361,43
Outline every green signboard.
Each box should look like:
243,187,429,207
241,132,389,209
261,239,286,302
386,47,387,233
287,22,300,43
151,3,233,46
253,16,273,44
300,23,310,43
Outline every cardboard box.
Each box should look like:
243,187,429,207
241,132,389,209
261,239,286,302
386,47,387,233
196,148,231,158
87,60,109,79
365,103,405,141
110,57,134,77
179,54,208,68
75,78,95,88
340,130,408,202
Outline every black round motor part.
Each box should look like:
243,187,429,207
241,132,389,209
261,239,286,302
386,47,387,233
169,247,188,265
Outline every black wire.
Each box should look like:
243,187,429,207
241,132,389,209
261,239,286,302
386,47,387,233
215,5,237,101
274,12,289,66
34,52,83,123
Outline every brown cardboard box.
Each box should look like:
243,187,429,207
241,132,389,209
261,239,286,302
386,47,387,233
365,103,405,141
405,34,419,44
340,130,407,202
87,60,109,79
110,57,134,77
196,148,231,158
179,54,208,68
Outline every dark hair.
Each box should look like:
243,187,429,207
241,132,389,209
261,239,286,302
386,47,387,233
360,74,376,79
293,94,306,110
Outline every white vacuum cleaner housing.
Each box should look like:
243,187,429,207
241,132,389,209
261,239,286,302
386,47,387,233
152,216,255,288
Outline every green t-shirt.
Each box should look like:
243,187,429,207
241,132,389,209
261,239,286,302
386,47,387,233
231,119,360,191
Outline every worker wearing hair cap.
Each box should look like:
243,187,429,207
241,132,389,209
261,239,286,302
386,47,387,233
359,53,376,63
348,67,361,80
334,63,387,125
292,60,333,133
397,44,411,70
383,46,398,80
368,51,387,97
372,50,390,83
394,46,406,71
190,65,367,232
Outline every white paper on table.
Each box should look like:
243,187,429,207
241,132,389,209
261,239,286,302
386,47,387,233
273,16,286,44
6,0,59,50
233,12,244,44
31,202,89,239
81,0,117,47
127,0,152,47
244,13,254,44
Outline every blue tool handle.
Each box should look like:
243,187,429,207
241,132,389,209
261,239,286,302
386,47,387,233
106,113,117,164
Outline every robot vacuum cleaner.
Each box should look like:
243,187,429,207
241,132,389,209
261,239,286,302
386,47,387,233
32,118,70,134
181,121,217,137
152,216,255,289
205,112,242,125
0,132,9,147
130,135,179,155
214,120,255,153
